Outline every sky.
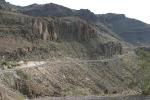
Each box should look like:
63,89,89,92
6,0,150,24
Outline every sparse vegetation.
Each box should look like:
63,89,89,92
1,1,150,99
0,60,19,69
136,48,150,95
16,70,30,80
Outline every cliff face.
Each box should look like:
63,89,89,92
91,42,122,58
3,15,97,41
32,17,97,41
32,18,57,41
0,11,122,60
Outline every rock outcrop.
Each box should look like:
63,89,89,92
92,42,122,58
74,9,98,22
6,16,99,42
31,17,97,41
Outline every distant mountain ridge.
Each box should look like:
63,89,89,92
21,3,98,22
98,13,150,44
21,3,74,17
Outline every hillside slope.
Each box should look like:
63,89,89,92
0,1,144,100
98,13,150,44
0,8,139,99
0,54,140,98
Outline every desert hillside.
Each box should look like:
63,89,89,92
0,0,149,100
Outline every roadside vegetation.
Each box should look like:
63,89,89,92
136,48,150,95
0,60,20,69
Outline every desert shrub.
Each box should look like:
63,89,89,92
0,60,19,69
16,70,30,80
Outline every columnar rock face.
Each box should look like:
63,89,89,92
88,42,122,58
96,42,122,57
31,17,97,41
32,18,57,40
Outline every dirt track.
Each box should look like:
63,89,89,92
1,55,124,73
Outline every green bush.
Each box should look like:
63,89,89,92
140,80,150,95
0,61,20,69
136,49,150,95
16,70,30,80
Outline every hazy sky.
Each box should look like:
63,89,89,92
6,0,150,24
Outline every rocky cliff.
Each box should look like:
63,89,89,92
32,17,97,41
0,10,123,60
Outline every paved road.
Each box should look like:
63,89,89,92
30,95,150,100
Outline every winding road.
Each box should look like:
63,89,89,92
0,54,125,73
